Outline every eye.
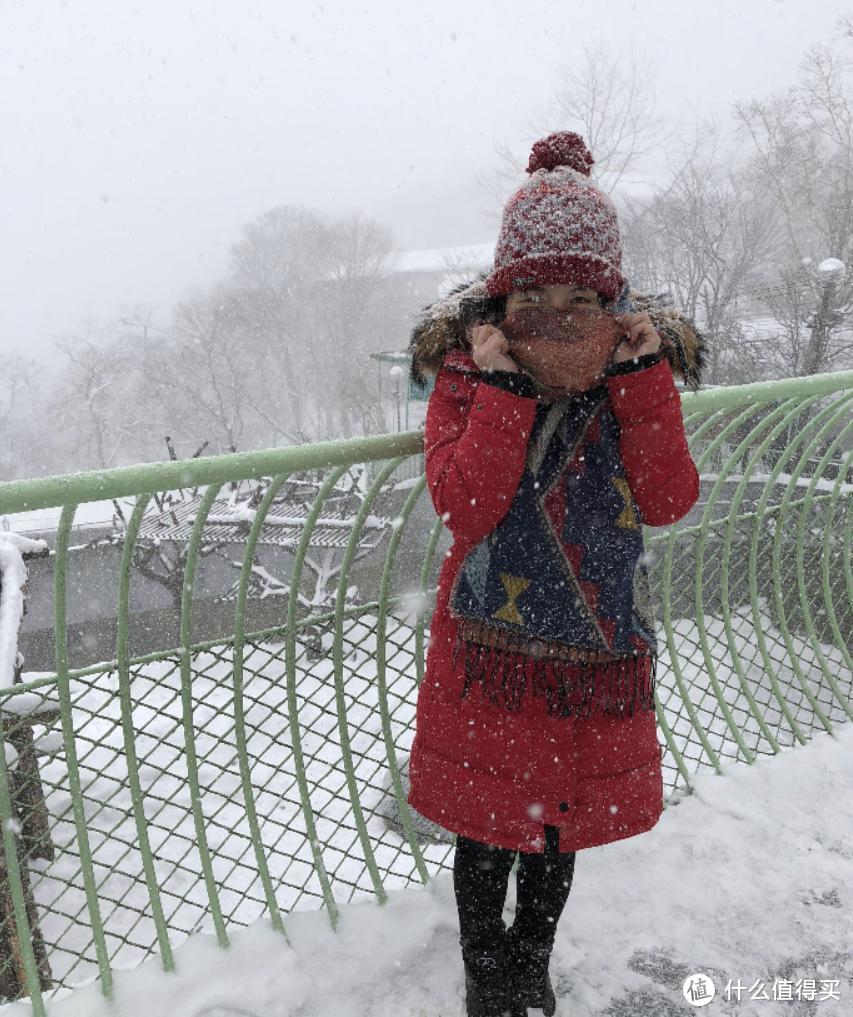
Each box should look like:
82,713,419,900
521,290,544,304
572,293,596,304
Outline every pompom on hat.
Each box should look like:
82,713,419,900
484,131,624,300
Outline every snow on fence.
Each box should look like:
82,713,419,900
0,372,850,1014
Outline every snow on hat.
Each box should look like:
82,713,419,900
484,131,624,300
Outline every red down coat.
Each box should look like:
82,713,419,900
407,349,699,853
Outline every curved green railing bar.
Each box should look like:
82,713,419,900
115,493,175,971
0,720,46,1017
177,483,230,948
328,456,403,910
52,505,113,998
0,370,848,1007
283,463,350,929
231,473,290,937
374,472,432,884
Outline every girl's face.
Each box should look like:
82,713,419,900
500,283,618,396
506,283,602,314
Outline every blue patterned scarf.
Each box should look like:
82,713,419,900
448,385,657,718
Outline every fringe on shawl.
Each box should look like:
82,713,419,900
451,620,657,719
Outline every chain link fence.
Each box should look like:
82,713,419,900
0,373,850,1013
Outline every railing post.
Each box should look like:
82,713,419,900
0,540,53,1009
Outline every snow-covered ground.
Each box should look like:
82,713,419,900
6,720,851,1017
12,614,452,997
4,604,849,1015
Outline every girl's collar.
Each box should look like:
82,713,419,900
443,349,608,405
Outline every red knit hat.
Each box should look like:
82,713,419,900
484,132,624,300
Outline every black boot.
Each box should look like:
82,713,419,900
505,925,556,1016
461,937,526,1017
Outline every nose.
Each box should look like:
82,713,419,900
546,287,574,312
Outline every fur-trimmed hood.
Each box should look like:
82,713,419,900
408,274,706,390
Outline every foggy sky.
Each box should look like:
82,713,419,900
1,0,847,361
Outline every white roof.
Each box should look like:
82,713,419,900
391,242,494,275
1,498,134,535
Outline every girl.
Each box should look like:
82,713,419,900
406,132,704,1017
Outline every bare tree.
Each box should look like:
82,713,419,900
147,285,258,455
51,325,151,470
0,357,37,479
538,43,665,193
622,135,781,382
228,206,331,442
228,205,393,441
231,205,328,302
480,44,665,213
310,213,393,436
19,204,396,479
735,43,853,375
0,358,32,429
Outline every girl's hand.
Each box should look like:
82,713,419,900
470,323,519,373
612,312,661,363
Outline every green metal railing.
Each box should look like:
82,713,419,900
0,371,851,1012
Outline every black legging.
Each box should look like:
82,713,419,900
453,826,576,952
